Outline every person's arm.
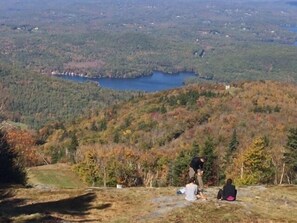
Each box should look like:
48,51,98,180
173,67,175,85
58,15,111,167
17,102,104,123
197,160,204,175
231,185,237,197
197,190,207,200
194,185,198,195
222,185,227,200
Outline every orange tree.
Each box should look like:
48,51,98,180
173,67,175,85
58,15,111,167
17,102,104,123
6,128,40,167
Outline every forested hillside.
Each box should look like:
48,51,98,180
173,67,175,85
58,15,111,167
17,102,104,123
0,63,133,128
2,1,297,222
39,81,297,187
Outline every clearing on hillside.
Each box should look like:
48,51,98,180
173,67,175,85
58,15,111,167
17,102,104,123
27,164,86,189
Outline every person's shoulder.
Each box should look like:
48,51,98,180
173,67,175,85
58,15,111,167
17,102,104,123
192,156,199,161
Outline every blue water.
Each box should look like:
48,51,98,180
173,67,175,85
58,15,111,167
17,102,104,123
288,27,297,45
58,71,197,92
289,27,297,33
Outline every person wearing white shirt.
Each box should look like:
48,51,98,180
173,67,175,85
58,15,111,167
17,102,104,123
185,177,207,201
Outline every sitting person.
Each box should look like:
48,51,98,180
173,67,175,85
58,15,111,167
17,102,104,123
185,177,207,201
217,178,237,201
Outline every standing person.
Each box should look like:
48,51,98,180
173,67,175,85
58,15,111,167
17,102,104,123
217,178,237,201
185,177,206,201
189,156,206,191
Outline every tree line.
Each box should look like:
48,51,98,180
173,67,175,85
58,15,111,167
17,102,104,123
1,127,296,187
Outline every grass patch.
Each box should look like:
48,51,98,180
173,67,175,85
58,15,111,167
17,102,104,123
27,164,86,189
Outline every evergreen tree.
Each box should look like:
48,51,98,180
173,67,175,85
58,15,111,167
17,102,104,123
113,130,120,143
171,150,191,186
0,130,26,185
202,137,217,185
98,118,107,131
226,129,239,169
191,140,200,157
68,133,79,163
228,129,239,155
170,142,200,186
284,128,297,184
69,133,79,151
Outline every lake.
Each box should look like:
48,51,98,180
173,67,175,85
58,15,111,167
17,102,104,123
288,27,297,46
58,71,197,92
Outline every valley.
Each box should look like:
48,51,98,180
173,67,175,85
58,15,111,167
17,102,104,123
1,1,297,222
1,0,297,81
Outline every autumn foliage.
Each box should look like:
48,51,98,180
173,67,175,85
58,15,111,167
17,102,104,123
74,144,171,187
5,128,42,167
35,81,297,186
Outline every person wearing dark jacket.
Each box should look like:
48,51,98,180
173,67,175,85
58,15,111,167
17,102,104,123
217,178,237,201
189,157,206,191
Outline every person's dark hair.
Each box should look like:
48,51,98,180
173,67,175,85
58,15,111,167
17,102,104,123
226,178,232,185
188,177,196,183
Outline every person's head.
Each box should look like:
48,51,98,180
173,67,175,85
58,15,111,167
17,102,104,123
226,178,233,185
188,177,196,184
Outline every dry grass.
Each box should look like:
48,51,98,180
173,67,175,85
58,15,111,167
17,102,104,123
1,165,296,223
153,185,297,223
0,186,177,223
1,185,297,223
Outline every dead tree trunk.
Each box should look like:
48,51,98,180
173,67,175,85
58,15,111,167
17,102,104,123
279,163,285,185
